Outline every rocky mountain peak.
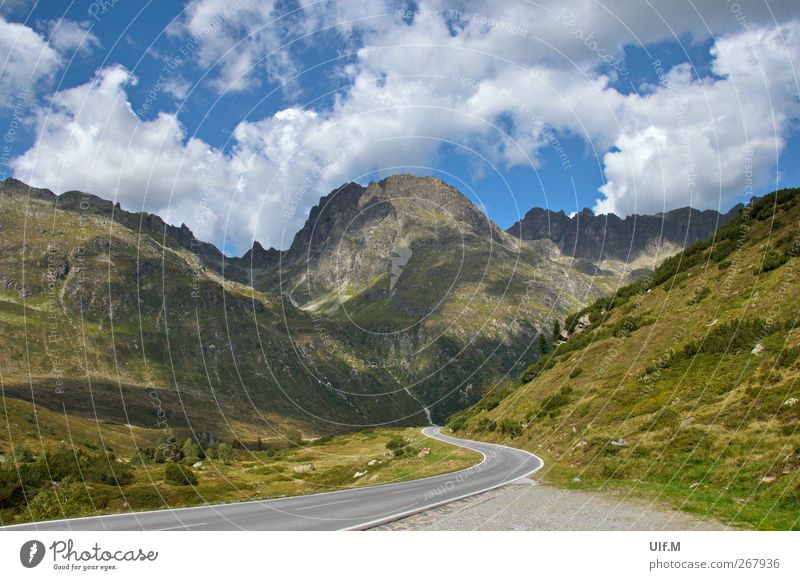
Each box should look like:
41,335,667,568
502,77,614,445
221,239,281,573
507,203,736,263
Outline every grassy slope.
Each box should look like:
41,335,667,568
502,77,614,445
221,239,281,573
447,188,800,530
0,185,426,439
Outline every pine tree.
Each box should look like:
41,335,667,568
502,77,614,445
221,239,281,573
539,333,548,354
553,319,561,342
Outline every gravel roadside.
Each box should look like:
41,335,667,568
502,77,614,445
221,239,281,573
372,479,731,530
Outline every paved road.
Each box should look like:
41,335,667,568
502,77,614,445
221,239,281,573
1,427,542,531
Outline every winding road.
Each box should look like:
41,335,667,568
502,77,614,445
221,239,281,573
2,427,542,531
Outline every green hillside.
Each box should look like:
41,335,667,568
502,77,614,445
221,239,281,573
447,188,800,529
0,178,426,443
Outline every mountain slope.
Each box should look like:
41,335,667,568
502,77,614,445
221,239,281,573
448,188,800,529
0,178,426,440
0,174,742,433
251,175,627,421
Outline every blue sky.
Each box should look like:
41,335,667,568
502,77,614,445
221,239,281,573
1,1,798,254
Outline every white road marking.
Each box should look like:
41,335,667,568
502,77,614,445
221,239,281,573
154,522,208,531
294,498,354,511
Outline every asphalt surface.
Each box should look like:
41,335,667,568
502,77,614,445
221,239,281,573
1,427,542,531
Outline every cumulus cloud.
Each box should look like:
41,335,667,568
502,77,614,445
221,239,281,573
596,22,800,215
169,0,302,94
43,19,101,56
8,1,800,254
11,66,227,243
0,15,61,108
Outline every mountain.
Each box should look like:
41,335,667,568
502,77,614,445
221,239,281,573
448,187,800,529
0,178,427,442
507,204,740,264
249,175,627,421
0,174,741,435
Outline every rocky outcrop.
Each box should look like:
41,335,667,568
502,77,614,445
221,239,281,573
507,205,740,263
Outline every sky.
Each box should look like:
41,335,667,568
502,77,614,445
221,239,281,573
0,0,798,256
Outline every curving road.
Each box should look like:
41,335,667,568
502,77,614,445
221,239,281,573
1,427,542,531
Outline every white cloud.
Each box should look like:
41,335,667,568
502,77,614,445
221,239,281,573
43,19,101,56
8,2,800,255
0,15,61,108
170,0,301,94
163,76,191,100
596,22,800,215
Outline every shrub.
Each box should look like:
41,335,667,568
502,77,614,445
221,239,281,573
12,445,33,464
520,354,556,384
687,286,711,306
164,463,197,486
449,417,467,432
536,386,573,418
756,248,788,274
82,453,132,486
777,347,799,369
27,483,95,521
612,316,640,337
286,429,303,445
569,367,584,379
206,442,234,462
385,436,408,456
476,417,496,432
181,438,203,465
499,419,522,438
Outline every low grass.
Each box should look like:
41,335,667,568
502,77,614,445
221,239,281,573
448,188,800,530
0,406,480,525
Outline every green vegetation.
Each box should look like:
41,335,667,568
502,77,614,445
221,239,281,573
568,367,584,379
0,427,479,525
449,188,800,530
0,447,132,520
164,463,198,486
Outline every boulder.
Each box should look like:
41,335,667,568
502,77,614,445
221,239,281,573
292,463,315,474
353,470,367,478
751,343,764,355
417,447,431,457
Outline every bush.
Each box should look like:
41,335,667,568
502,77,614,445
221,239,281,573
27,482,96,521
12,445,33,464
0,448,131,512
476,417,496,432
756,248,788,274
536,386,573,418
83,453,132,486
206,442,234,462
520,354,556,384
181,438,203,465
385,436,408,456
569,367,584,379
286,429,303,445
687,286,711,306
164,463,197,486
612,316,640,337
449,417,467,432
777,347,799,368
499,419,522,438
